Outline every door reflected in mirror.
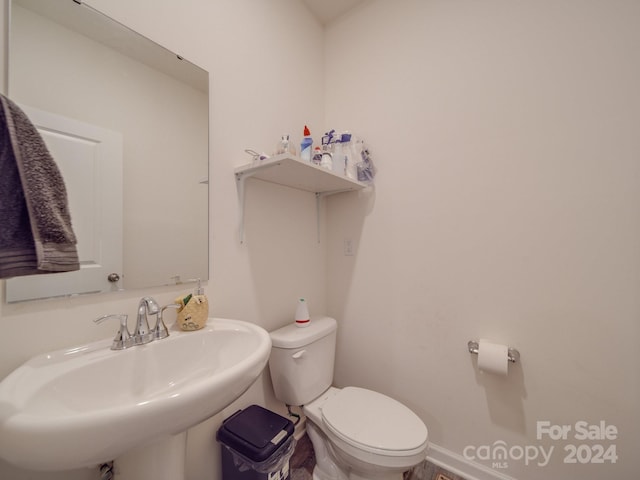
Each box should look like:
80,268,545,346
7,0,209,302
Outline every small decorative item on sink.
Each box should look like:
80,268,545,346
175,279,209,331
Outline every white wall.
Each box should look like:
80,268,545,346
325,1,640,479
0,0,325,479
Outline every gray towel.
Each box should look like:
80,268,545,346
0,94,79,278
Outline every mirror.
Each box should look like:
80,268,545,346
6,0,209,302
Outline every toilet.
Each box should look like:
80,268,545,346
269,316,428,480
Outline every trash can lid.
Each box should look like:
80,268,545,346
217,405,294,463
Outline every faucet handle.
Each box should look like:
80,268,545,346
94,314,133,350
154,304,181,340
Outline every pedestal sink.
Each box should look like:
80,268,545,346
0,317,271,478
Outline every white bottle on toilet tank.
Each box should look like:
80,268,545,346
294,298,310,327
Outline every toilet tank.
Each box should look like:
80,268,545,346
269,316,337,406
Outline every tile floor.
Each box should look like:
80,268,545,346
289,434,466,480
289,434,315,480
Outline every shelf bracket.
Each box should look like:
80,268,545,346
235,171,249,244
315,192,323,244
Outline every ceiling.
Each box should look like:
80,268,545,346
301,0,366,25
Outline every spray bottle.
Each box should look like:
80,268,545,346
320,130,335,170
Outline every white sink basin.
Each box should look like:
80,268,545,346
0,317,271,471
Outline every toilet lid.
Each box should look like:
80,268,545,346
321,387,427,454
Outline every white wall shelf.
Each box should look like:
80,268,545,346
235,154,366,243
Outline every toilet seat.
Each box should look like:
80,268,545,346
321,386,428,457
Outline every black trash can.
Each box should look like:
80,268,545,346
217,405,296,480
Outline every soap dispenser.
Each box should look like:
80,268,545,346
175,279,209,331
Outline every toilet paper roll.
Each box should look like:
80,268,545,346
477,339,509,376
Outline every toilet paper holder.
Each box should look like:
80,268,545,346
467,340,520,363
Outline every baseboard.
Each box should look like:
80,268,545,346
427,443,517,480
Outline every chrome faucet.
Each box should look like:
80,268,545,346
96,297,175,350
134,297,159,345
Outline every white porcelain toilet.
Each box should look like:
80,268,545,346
269,316,428,480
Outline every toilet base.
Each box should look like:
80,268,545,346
306,421,405,480
307,421,348,480
312,469,404,480
348,473,404,480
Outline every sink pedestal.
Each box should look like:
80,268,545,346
115,432,187,480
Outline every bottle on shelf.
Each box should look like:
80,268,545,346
320,130,335,171
312,146,323,166
332,137,345,175
300,125,313,162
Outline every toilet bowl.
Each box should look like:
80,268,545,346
304,386,428,480
269,317,428,480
